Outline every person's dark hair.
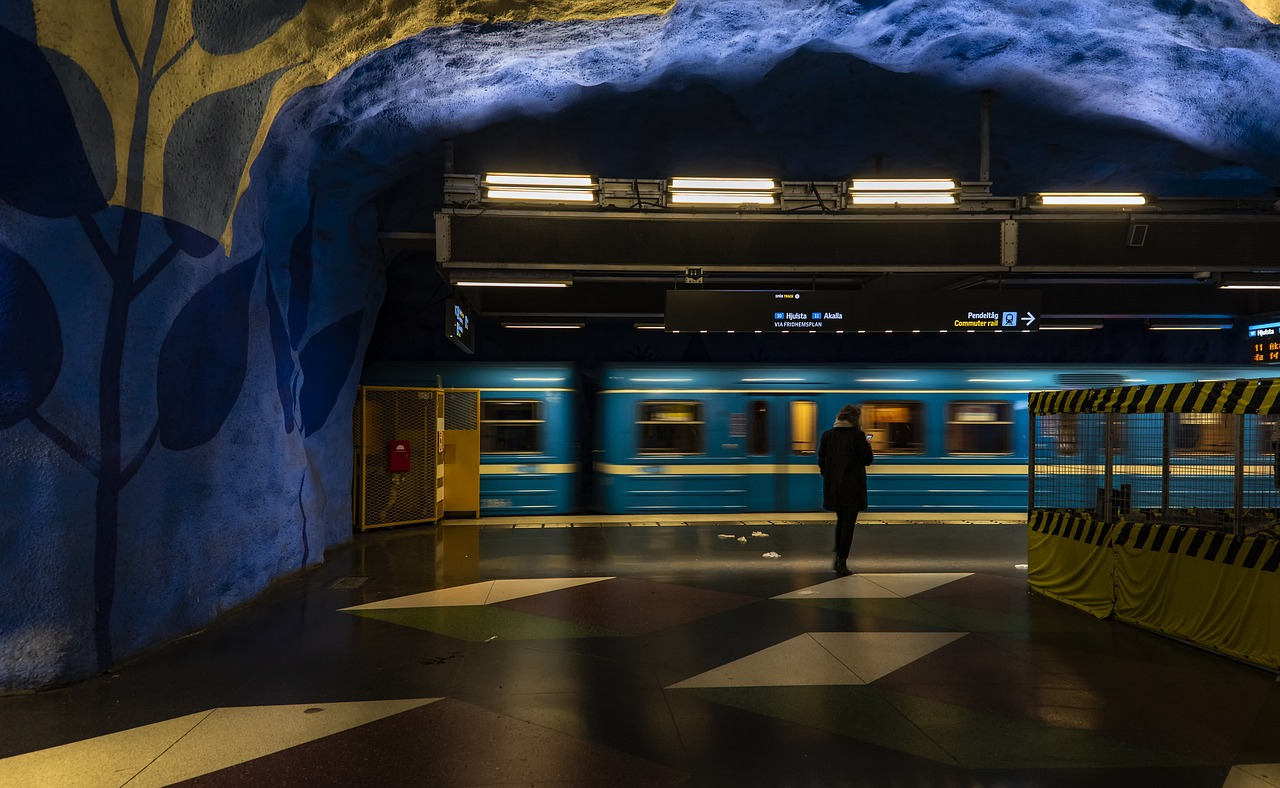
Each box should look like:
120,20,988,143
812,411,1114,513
838,404,861,424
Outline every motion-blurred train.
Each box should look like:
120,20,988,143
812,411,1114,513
360,363,1271,516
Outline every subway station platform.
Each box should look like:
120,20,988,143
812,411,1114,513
2,519,1278,787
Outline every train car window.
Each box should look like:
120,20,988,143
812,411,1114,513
747,401,769,456
637,401,705,455
480,400,542,454
1173,413,1234,455
1041,414,1079,456
791,401,817,455
946,402,1013,455
861,401,923,454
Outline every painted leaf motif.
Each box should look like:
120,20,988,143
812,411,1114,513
288,199,316,348
156,255,260,450
163,68,286,243
164,217,220,259
191,0,306,55
298,309,364,437
0,27,104,217
0,243,62,429
265,267,296,433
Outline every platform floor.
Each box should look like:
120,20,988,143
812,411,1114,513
2,519,1278,787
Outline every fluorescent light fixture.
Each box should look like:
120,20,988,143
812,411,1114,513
485,173,593,187
501,322,584,329
848,179,958,207
669,192,776,205
485,188,595,202
1147,322,1232,331
1219,273,1280,290
482,172,597,203
849,193,956,205
671,177,776,190
1039,322,1104,331
454,280,568,288
1037,192,1146,206
634,323,665,330
450,270,572,288
850,179,957,192
668,176,778,206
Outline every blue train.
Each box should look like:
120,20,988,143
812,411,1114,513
361,362,1268,517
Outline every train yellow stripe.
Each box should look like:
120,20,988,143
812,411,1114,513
593,463,1028,475
481,464,578,474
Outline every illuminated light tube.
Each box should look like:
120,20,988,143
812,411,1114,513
1218,274,1280,290
668,177,779,206
485,173,594,187
453,280,569,288
850,179,956,192
849,193,956,206
482,172,597,203
671,177,776,190
1039,322,1103,331
1037,192,1146,206
484,188,596,202
1147,323,1232,331
501,322,584,329
634,323,666,330
668,191,777,205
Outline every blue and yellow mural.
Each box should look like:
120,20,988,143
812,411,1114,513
2,0,1279,689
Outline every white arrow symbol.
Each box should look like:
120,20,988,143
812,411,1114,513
1021,312,1037,325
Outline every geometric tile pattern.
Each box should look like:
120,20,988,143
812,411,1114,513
340,577,613,610
342,576,759,641
0,699,438,787
668,631,967,688
1226,764,1280,788
5,523,1280,787
773,572,973,600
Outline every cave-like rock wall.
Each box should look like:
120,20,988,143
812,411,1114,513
2,0,1279,689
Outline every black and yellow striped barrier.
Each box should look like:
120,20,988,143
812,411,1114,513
1111,522,1280,671
1027,511,1117,619
1029,377,1280,415
1029,510,1280,671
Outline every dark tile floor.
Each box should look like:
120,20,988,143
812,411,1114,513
2,520,1278,787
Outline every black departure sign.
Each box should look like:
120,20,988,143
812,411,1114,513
446,297,475,353
1248,319,1280,364
664,290,1041,333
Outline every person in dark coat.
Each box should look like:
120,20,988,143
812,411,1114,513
818,404,874,576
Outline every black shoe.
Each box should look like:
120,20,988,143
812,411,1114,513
835,559,852,577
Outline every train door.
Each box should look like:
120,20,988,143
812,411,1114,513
745,397,820,512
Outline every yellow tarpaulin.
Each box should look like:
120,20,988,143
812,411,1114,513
1027,512,1116,619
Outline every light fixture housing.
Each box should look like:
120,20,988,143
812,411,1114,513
482,172,598,204
668,177,779,206
1036,192,1147,207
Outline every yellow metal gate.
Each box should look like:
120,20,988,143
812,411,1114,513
354,386,442,531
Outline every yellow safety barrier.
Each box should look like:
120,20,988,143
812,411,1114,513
1112,523,1280,671
1027,511,1116,619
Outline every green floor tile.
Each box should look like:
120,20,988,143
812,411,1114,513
687,685,958,765
347,606,622,642
878,688,1212,770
